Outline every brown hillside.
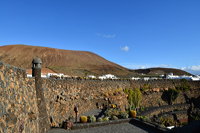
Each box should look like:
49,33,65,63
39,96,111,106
0,44,131,76
0,44,191,77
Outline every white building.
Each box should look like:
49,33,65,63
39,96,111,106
98,74,118,80
27,73,65,79
87,75,96,79
131,77,140,80
143,77,150,81
191,76,200,81
166,73,200,81
46,73,64,78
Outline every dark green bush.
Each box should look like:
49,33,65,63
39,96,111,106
161,88,179,105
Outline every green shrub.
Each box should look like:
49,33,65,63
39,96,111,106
137,116,148,121
159,117,175,127
161,88,179,105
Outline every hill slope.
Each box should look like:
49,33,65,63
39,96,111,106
0,44,131,76
134,67,192,76
0,44,191,77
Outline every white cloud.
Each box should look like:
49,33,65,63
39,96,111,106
121,46,129,52
181,65,200,71
123,64,170,69
96,33,116,39
181,65,200,75
190,65,200,71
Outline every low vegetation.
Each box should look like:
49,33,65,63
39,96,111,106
175,79,191,91
140,84,151,92
161,88,179,105
159,117,175,127
124,88,142,110
88,115,96,122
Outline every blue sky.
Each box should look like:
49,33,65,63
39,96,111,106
0,0,200,74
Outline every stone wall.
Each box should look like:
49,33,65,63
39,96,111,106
141,89,200,107
42,79,130,127
42,79,200,126
0,61,200,131
141,104,189,118
130,80,200,89
0,62,39,133
130,80,200,107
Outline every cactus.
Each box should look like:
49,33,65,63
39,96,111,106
102,117,109,121
130,110,137,118
137,116,148,121
105,108,120,118
111,115,118,120
119,112,129,119
97,118,103,122
110,104,117,108
80,116,88,123
88,115,96,122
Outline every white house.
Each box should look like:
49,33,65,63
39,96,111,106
191,76,200,81
144,77,150,81
166,73,200,81
98,74,118,80
87,75,96,79
131,77,140,80
46,73,64,78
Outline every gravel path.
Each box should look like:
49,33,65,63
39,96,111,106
48,123,153,133
80,109,102,117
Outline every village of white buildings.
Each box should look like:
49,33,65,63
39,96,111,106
26,69,200,81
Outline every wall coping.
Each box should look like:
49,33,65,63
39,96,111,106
140,103,190,117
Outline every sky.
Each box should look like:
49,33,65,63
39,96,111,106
0,0,200,74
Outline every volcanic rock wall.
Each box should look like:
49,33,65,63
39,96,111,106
42,79,200,126
130,80,200,107
42,79,130,126
0,62,39,133
0,61,200,132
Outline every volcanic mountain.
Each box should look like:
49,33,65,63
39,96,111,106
0,44,132,76
0,44,191,77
